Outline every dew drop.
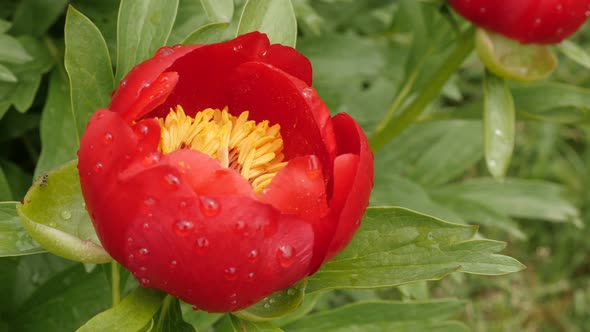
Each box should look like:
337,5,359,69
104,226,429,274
103,132,113,144
427,232,435,241
233,44,244,52
246,272,255,281
174,220,195,236
94,162,104,173
156,46,174,57
269,298,276,304
143,152,161,167
287,288,296,296
169,260,178,268
228,293,238,306
144,196,156,206
234,220,246,233
135,124,149,137
142,222,150,230
60,210,72,220
277,245,296,268
89,144,95,150
306,155,321,179
128,253,135,261
199,196,220,217
301,87,313,100
140,278,151,286
138,247,150,256
194,237,210,255
179,200,188,209
120,79,128,88
139,266,147,273
163,173,181,189
263,303,271,309
247,249,259,263
224,267,238,281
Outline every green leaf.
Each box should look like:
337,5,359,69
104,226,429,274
168,0,210,45
10,0,69,37
0,202,44,256
483,71,515,179
17,160,111,264
200,0,234,23
77,287,166,332
181,303,224,331
235,280,306,322
116,0,179,81
229,315,283,332
153,297,195,332
0,63,17,82
511,82,590,123
11,263,111,332
237,0,297,47
0,167,11,200
0,109,41,143
0,33,32,64
35,69,78,179
306,207,524,293
281,300,468,332
0,19,11,33
475,28,557,82
65,5,115,138
183,22,230,45
558,40,590,69
431,178,581,225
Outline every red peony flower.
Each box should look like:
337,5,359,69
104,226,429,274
449,0,590,44
77,32,374,312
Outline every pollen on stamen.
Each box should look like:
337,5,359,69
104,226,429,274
157,106,287,192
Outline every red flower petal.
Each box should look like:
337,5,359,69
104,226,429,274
229,61,335,190
323,113,374,262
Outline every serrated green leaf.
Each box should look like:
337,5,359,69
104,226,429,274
35,69,78,179
10,0,69,37
200,0,234,23
282,300,468,332
483,71,515,179
77,287,166,332
65,5,114,137
183,22,230,45
17,160,111,264
0,63,17,82
0,33,32,64
306,207,524,293
0,202,44,256
237,0,297,47
235,280,306,322
115,0,179,81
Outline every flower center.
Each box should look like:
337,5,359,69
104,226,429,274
157,106,287,192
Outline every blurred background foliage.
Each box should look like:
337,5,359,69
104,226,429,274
0,0,588,331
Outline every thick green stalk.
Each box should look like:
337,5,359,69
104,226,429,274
370,27,476,151
111,261,121,307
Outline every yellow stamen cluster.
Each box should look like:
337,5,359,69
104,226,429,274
158,106,286,192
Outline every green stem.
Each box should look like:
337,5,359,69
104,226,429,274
111,261,121,307
155,295,174,331
369,26,476,151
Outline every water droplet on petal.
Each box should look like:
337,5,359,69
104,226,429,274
135,124,149,137
60,210,72,220
228,293,238,306
246,272,255,281
233,44,243,52
140,278,151,286
277,245,296,268
179,200,188,209
120,79,128,88
103,132,113,144
128,253,135,261
144,196,156,206
199,196,220,217
306,155,321,179
143,152,161,167
139,266,147,273
163,173,181,189
142,222,150,230
174,220,194,236
194,237,209,255
301,87,313,100
224,267,238,281
138,247,149,256
94,162,104,173
169,260,177,268
234,220,246,233
156,46,174,57
247,249,258,263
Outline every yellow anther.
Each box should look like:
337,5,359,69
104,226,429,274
158,106,286,192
